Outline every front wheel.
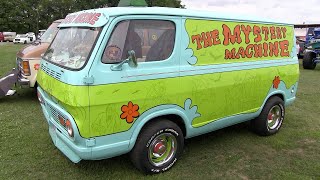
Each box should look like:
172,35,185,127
251,96,285,136
130,119,184,174
303,52,316,69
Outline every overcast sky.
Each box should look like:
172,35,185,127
181,0,320,24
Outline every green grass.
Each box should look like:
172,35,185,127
0,43,320,179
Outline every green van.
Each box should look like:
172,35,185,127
37,7,299,173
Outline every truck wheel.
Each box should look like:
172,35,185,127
24,41,27,44
130,119,184,174
303,52,316,69
251,96,285,136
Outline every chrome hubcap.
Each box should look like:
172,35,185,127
267,105,282,129
153,141,166,157
148,133,177,167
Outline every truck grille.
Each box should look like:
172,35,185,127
47,103,68,132
41,64,62,80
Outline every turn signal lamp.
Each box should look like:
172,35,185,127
58,115,65,126
22,61,31,76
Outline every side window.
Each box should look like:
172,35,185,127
102,20,175,64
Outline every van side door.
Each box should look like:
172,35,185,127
88,16,181,137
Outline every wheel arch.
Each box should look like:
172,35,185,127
128,110,189,150
304,51,317,57
259,91,285,114
271,93,284,101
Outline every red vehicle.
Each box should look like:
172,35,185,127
0,32,4,42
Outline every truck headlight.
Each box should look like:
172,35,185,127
65,119,74,137
37,89,44,104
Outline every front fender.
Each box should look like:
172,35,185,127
128,99,201,150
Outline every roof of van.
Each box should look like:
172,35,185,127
54,19,64,23
60,7,292,27
101,7,290,25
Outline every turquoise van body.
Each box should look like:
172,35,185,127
37,7,299,173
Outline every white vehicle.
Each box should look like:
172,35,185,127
38,29,46,39
26,32,36,42
13,34,31,44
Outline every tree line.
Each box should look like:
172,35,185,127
0,0,183,34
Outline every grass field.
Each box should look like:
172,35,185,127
0,43,319,179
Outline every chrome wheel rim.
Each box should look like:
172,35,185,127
148,133,177,167
267,105,282,129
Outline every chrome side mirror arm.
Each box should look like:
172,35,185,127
110,50,138,71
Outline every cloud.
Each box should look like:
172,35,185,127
207,0,241,7
181,0,320,24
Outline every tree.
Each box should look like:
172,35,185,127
145,0,183,8
0,0,183,33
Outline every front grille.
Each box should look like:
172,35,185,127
47,103,68,132
41,64,62,80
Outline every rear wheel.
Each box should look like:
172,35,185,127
130,119,184,174
251,96,285,136
303,52,316,69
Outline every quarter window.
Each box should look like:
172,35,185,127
102,20,175,64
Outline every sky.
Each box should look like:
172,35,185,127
181,0,320,24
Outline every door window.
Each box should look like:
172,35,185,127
102,20,175,64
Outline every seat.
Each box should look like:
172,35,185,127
146,29,175,61
121,29,142,59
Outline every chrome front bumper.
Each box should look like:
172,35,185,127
17,76,30,87
16,57,31,88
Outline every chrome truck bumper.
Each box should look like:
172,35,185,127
17,74,30,87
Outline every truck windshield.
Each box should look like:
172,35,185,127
40,22,60,43
43,27,100,70
314,31,320,38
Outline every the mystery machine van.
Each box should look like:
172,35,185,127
37,7,299,174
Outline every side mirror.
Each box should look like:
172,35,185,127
127,50,138,68
110,50,138,71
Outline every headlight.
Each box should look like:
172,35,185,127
37,89,44,104
65,119,74,137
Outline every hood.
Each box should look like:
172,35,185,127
16,42,50,59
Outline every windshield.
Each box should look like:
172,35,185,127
40,22,60,43
43,27,100,70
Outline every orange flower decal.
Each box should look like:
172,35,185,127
273,76,281,89
120,101,140,123
34,64,40,70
